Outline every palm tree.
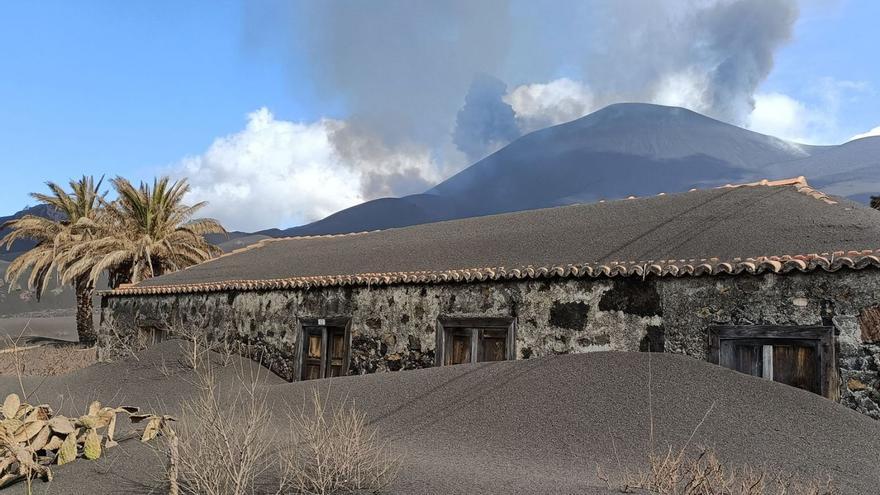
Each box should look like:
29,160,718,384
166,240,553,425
1,176,105,345
63,176,226,290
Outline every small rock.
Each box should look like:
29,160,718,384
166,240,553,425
848,378,869,392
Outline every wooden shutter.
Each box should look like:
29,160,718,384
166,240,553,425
773,343,820,394
301,328,324,380
326,328,348,377
479,329,508,362
447,330,472,365
720,341,764,377
708,326,833,398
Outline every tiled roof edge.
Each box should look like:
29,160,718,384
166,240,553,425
102,249,880,297
716,176,837,205
113,229,380,290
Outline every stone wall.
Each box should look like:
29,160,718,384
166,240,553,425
658,270,880,418
99,269,880,418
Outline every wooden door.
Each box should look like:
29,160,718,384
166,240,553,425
300,324,349,380
301,327,324,381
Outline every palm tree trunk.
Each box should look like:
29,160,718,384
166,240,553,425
75,279,97,346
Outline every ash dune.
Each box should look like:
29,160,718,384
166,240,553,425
3,343,878,494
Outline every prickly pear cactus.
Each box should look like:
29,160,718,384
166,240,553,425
0,393,170,489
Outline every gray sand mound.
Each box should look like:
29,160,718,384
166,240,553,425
0,317,78,348
2,341,879,494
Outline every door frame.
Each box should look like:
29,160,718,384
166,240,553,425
294,316,352,381
435,316,516,366
707,325,836,398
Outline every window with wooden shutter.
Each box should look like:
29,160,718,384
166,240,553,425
136,325,167,348
436,317,515,366
708,326,835,398
297,317,351,381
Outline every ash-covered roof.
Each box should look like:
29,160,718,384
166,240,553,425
109,177,880,296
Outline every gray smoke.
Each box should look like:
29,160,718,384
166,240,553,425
245,0,800,195
695,0,799,122
453,74,521,162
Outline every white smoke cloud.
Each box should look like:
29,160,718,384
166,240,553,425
505,78,596,133
651,70,713,115
850,126,880,141
172,108,439,231
747,79,871,144
747,92,815,142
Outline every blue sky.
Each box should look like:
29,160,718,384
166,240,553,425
0,1,326,215
1,0,879,229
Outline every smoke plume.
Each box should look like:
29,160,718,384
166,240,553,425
217,0,802,228
453,74,521,162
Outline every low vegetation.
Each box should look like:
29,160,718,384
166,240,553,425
605,446,838,495
166,337,400,495
0,393,171,490
599,356,838,495
282,390,400,495
166,344,276,495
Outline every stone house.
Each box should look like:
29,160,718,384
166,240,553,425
99,177,880,418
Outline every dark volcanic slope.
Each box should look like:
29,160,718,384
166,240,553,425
0,205,61,261
262,194,460,237
277,103,817,236
0,260,76,317
276,103,878,238
429,103,804,214
772,136,880,200
4,344,879,494
135,183,880,288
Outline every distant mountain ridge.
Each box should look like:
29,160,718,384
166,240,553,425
0,204,65,261
266,103,880,237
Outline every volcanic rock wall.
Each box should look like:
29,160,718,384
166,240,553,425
100,269,880,417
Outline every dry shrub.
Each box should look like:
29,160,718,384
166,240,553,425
168,353,278,495
612,446,838,495
281,389,400,495
175,328,240,371
167,335,399,494
601,355,839,495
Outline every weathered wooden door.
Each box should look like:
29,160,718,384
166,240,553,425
300,322,350,381
325,327,348,377
710,326,833,397
301,327,325,380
